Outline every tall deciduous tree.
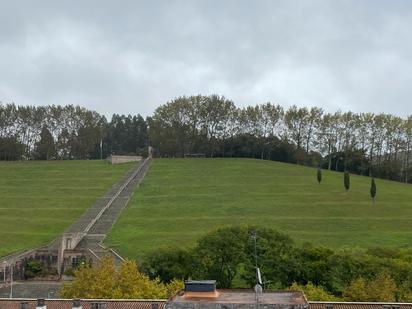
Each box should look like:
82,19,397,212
196,226,247,288
284,106,310,164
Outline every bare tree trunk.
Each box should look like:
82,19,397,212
328,156,332,170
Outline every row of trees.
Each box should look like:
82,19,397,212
141,225,412,301
317,169,377,202
149,95,412,182
0,104,148,160
2,95,412,182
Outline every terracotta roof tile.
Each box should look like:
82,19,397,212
1,300,412,309
0,299,165,309
309,302,412,309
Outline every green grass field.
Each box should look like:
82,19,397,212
106,158,412,259
0,160,134,257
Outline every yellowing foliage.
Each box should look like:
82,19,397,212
289,282,340,301
343,273,397,302
60,257,183,299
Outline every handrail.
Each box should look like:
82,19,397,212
109,248,125,262
83,158,151,234
87,248,101,261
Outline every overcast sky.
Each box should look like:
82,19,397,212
1,1,412,117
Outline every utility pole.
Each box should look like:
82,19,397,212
9,263,13,298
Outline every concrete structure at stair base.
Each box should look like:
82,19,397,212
108,155,142,165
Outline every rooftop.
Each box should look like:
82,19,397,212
169,289,308,305
1,299,412,309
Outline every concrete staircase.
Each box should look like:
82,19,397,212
57,157,152,267
65,163,142,236
0,158,152,284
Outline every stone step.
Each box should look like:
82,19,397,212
63,163,144,235
85,160,150,236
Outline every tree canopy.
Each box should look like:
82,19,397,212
141,226,412,301
60,258,183,299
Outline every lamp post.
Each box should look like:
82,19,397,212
2,262,6,283
9,263,13,299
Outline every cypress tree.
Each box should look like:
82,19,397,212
344,171,350,192
317,168,322,184
35,126,56,160
370,177,377,204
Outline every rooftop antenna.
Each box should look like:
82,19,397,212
251,230,263,302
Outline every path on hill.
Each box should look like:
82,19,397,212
0,158,152,284
50,157,152,263
0,160,150,264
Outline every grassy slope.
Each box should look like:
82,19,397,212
0,160,135,257
106,158,412,259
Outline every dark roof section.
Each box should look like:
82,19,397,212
184,280,216,292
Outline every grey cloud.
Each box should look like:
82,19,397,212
1,0,412,117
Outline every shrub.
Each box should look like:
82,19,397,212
24,260,44,279
289,282,340,301
60,257,184,299
343,273,397,302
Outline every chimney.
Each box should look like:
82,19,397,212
91,302,107,309
20,302,29,309
152,304,159,309
184,280,219,298
72,299,82,309
36,299,46,309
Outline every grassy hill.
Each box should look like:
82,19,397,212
106,158,412,259
0,160,134,257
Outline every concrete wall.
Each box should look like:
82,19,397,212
0,249,60,281
108,155,142,165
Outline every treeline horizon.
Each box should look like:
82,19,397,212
1,94,412,183
0,104,148,161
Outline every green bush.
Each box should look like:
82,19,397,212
64,267,75,277
289,282,340,301
24,260,44,279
